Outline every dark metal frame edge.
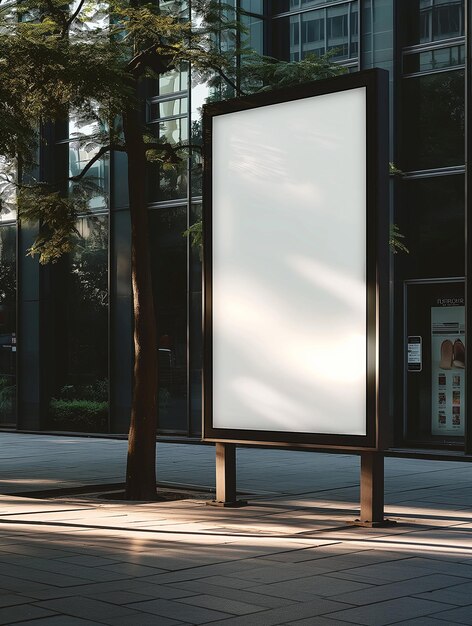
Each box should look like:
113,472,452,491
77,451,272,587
202,68,390,451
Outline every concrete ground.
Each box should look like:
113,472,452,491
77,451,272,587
0,433,471,625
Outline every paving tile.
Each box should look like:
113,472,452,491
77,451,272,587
83,590,160,605
176,593,268,615
332,574,470,606
0,594,36,609
288,618,361,626
100,614,188,626
125,598,233,623
0,563,93,588
13,617,105,626
395,617,458,626
22,580,146,601
122,583,199,600
141,560,273,585
287,550,410,569
169,580,296,608
251,575,371,601
226,563,328,584
433,605,472,624
175,575,257,590
34,597,141,621
99,562,168,577
54,555,121,567
400,558,472,580
414,582,472,607
0,555,129,583
0,575,53,595
326,597,457,625
0,604,55,625
207,598,353,625
327,561,434,585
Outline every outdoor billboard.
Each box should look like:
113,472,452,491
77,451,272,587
203,69,389,451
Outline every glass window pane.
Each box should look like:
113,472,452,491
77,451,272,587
159,68,188,94
327,5,351,60
68,143,109,211
48,215,109,433
241,15,264,55
189,203,202,435
0,158,17,222
400,70,464,171
149,206,188,433
241,0,263,14
272,16,300,61
157,116,189,145
403,45,465,74
159,1,189,15
0,224,16,426
404,279,465,445
149,98,188,120
69,115,100,139
403,0,464,46
147,117,188,202
302,10,325,58
397,174,464,280
269,1,292,13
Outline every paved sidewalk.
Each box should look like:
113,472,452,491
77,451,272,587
0,433,471,625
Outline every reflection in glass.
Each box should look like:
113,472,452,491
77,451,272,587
0,225,16,426
403,45,465,74
68,143,109,211
148,98,188,121
0,158,17,222
148,117,188,202
241,14,264,54
398,175,464,280
159,0,189,15
149,207,188,433
241,0,263,13
189,204,202,435
49,216,108,432
271,0,343,13
403,0,464,46
400,70,464,171
148,67,189,98
274,2,358,62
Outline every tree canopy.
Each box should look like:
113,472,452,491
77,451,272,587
0,0,345,498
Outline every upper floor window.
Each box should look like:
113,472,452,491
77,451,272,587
403,0,464,47
272,1,358,64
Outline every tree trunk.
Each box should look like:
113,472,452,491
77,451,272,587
123,103,158,500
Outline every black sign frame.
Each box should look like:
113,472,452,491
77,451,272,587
202,69,390,452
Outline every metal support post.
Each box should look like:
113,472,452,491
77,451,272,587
207,443,247,507
356,452,394,527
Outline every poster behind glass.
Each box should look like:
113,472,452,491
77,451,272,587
431,303,465,436
405,280,465,445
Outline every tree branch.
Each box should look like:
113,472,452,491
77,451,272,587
213,66,245,96
126,42,177,77
144,142,203,163
68,145,113,183
66,0,86,31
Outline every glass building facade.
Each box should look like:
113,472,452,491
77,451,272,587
2,0,470,451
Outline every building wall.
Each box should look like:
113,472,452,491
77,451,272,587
1,0,467,448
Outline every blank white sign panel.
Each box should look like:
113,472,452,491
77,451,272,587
212,87,367,435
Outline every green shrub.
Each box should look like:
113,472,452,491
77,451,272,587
49,398,108,432
58,378,108,402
